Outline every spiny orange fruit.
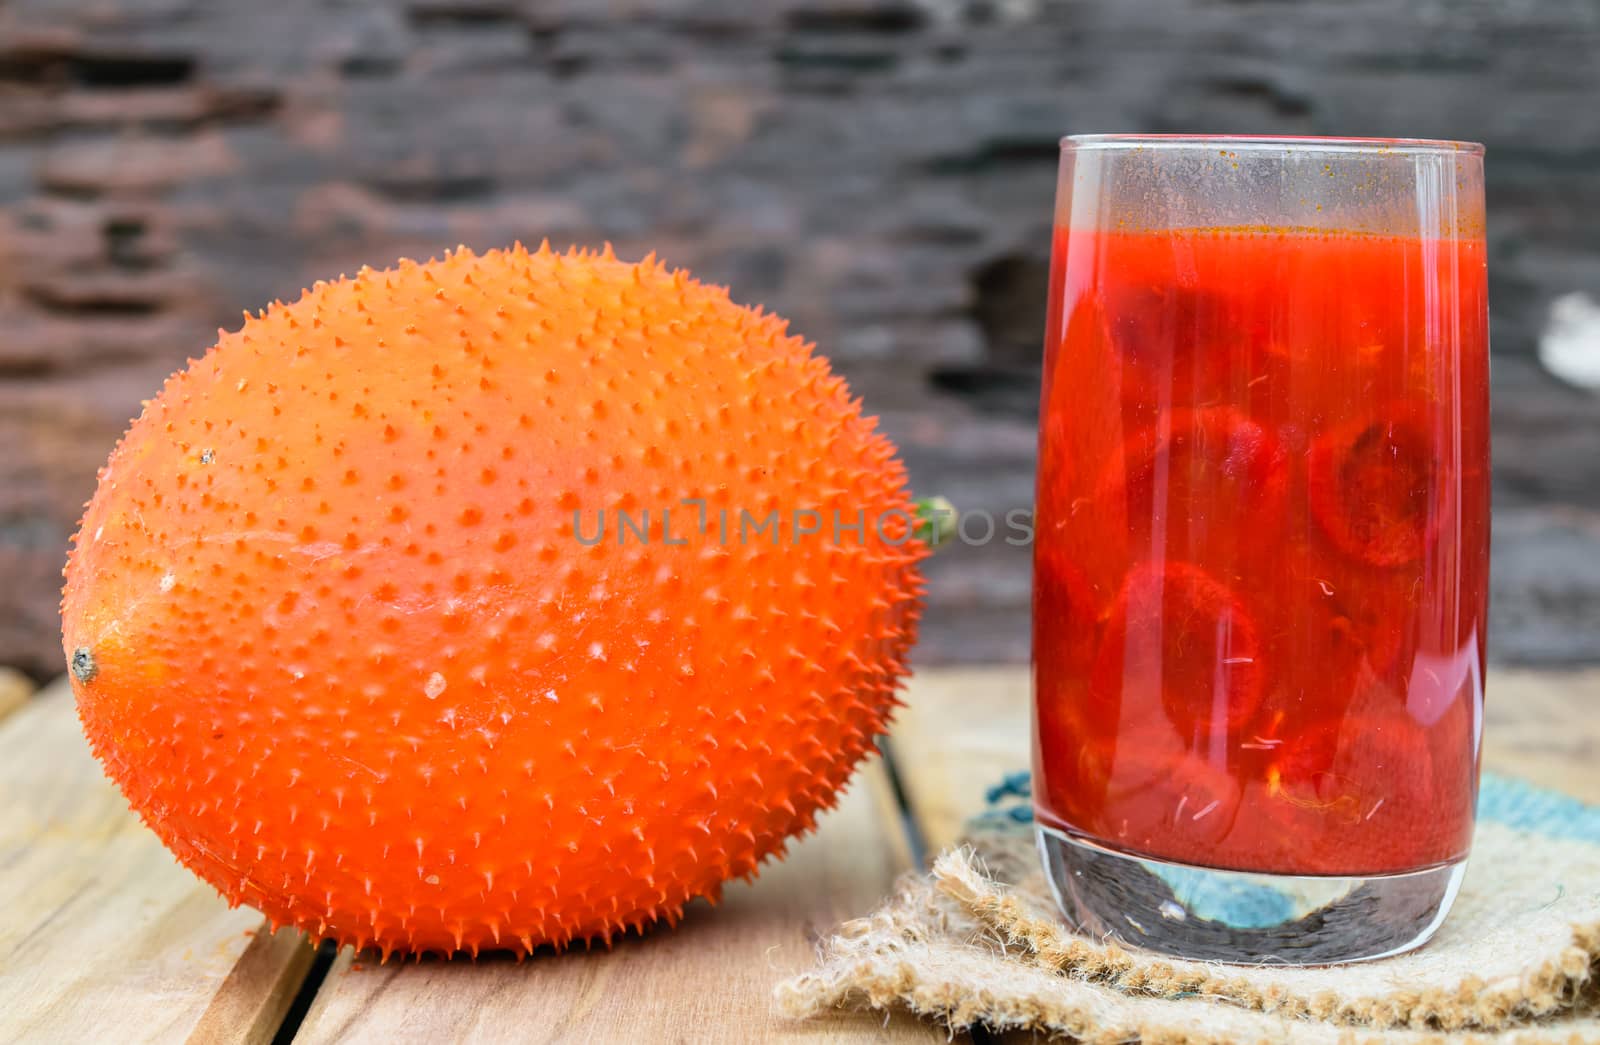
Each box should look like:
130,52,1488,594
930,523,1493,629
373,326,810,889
61,243,927,957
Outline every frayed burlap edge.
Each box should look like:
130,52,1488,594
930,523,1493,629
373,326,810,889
775,822,1600,1043
774,858,1600,1044
935,838,1600,1032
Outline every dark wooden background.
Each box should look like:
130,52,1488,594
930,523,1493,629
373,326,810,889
3,0,1599,676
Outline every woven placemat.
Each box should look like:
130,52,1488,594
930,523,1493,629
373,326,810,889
776,773,1600,1043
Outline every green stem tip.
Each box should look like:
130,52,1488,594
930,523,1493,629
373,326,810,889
912,496,957,551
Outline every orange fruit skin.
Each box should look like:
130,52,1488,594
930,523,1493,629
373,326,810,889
61,244,926,957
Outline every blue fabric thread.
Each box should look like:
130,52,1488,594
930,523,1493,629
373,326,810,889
973,771,1599,928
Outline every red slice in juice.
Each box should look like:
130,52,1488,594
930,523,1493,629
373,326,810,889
1308,561,1414,682
1103,273,1266,418
1033,698,1104,827
1102,407,1289,559
1093,738,1245,864
1424,693,1479,859
1037,295,1129,601
1088,561,1265,737
1309,407,1441,567
1038,709,1246,866
1251,552,1417,738
1267,711,1463,873
1033,226,1487,880
1033,550,1100,677
1032,551,1104,821
1042,294,1127,481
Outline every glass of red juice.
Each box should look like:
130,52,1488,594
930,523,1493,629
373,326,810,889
1032,136,1488,964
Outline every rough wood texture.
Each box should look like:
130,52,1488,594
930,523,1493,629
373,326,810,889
0,679,316,1044
186,925,320,1045
1479,669,1600,805
0,666,35,720
294,760,941,1044
1,668,1597,1040
3,0,1600,675
893,666,1600,848
895,667,1033,851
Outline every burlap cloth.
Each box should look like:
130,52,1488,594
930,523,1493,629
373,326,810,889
776,774,1600,1043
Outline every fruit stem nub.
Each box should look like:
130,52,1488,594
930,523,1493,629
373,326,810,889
912,496,957,550
71,646,97,683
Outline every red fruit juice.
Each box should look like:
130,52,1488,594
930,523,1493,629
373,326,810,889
1032,226,1489,877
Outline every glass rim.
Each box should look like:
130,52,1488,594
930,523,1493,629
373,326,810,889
1061,134,1485,156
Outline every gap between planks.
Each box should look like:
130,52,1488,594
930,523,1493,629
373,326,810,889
1,674,956,1044
0,678,318,1045
8,665,1593,1043
290,756,945,1045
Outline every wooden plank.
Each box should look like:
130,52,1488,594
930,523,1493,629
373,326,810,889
1479,669,1600,804
21,664,1583,1042
0,678,317,1044
186,925,320,1045
0,666,35,722
894,666,1033,852
894,666,1600,852
295,759,941,1045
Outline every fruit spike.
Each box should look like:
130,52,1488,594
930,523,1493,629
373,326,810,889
61,244,927,957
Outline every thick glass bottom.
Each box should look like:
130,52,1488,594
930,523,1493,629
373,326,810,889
1036,824,1466,965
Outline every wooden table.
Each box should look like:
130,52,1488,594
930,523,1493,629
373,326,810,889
2,667,1596,1044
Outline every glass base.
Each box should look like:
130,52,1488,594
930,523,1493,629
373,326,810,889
1036,825,1466,965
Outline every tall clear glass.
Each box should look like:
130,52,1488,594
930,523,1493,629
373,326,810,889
1032,135,1489,964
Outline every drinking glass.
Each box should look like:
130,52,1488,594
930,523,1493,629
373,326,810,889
1032,135,1488,964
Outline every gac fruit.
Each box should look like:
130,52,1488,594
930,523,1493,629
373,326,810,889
61,244,927,957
